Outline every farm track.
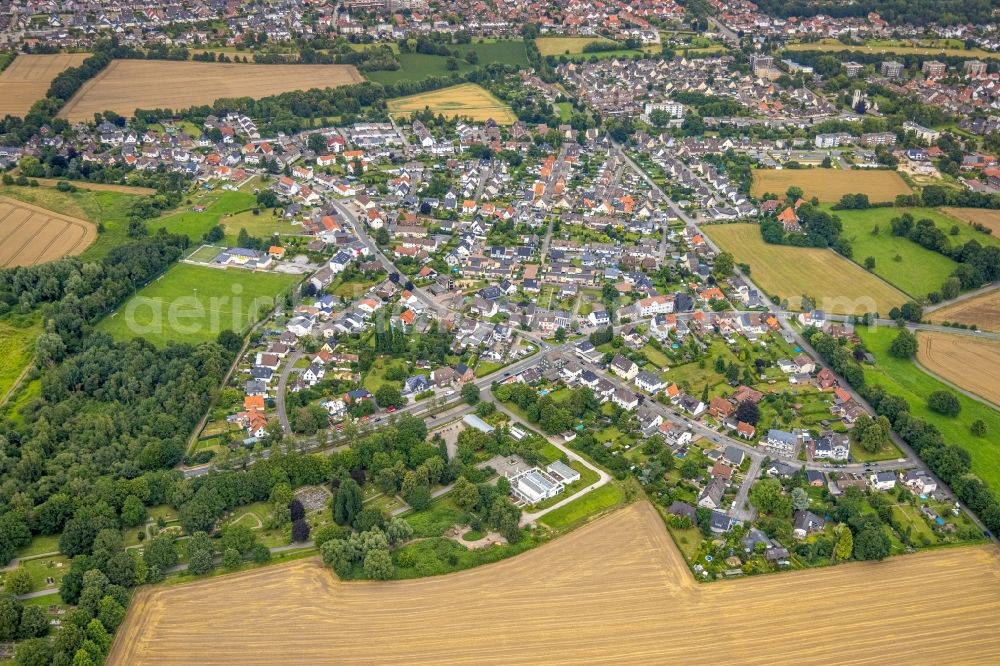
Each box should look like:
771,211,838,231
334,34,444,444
108,502,1000,665
929,287,1000,332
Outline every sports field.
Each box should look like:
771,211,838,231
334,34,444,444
387,83,517,124
0,53,90,116
0,196,97,267
705,224,907,315
941,207,1000,235
930,288,1000,331
917,331,1000,407
108,502,1000,664
859,326,1000,490
58,60,362,121
96,263,299,346
751,169,912,202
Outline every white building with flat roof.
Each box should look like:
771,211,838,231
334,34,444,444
547,460,581,484
510,468,564,504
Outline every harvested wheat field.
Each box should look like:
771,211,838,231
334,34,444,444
918,331,1000,406
930,288,1000,332
0,196,96,267
109,502,1000,665
942,207,1000,235
58,60,363,121
0,53,91,117
751,168,912,202
388,83,517,124
705,223,906,315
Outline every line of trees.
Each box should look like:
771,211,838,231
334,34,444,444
807,327,1000,537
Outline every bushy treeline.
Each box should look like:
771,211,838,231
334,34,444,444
757,0,993,26
807,328,1000,536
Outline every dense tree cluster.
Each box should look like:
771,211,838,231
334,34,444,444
807,328,1000,537
761,203,849,255
757,0,993,26
889,212,1000,293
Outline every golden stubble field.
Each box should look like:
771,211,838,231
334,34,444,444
941,207,1000,235
918,330,1000,406
0,53,91,116
387,83,517,124
108,502,1000,665
930,288,1000,332
58,60,363,121
0,196,96,267
705,223,907,315
751,168,912,202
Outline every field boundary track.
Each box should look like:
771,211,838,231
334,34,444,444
108,502,1000,665
928,286,1000,332
22,177,156,196
0,195,97,267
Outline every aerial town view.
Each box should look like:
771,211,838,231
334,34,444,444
1,0,1000,662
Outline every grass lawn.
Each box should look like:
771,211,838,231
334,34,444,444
830,206,960,298
2,378,40,427
556,101,573,122
363,357,407,393
530,462,600,510
666,524,703,561
453,40,528,67
858,326,1000,491
187,244,225,263
537,441,564,464
892,504,938,544
152,190,256,242
365,53,474,84
0,312,41,403
388,532,543,579
15,533,61,559
221,207,301,244
96,263,299,346
475,360,504,377
3,554,72,595
539,483,625,531
0,184,140,260
641,343,670,369
403,496,466,538
536,36,617,56
704,224,907,316
849,438,903,462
